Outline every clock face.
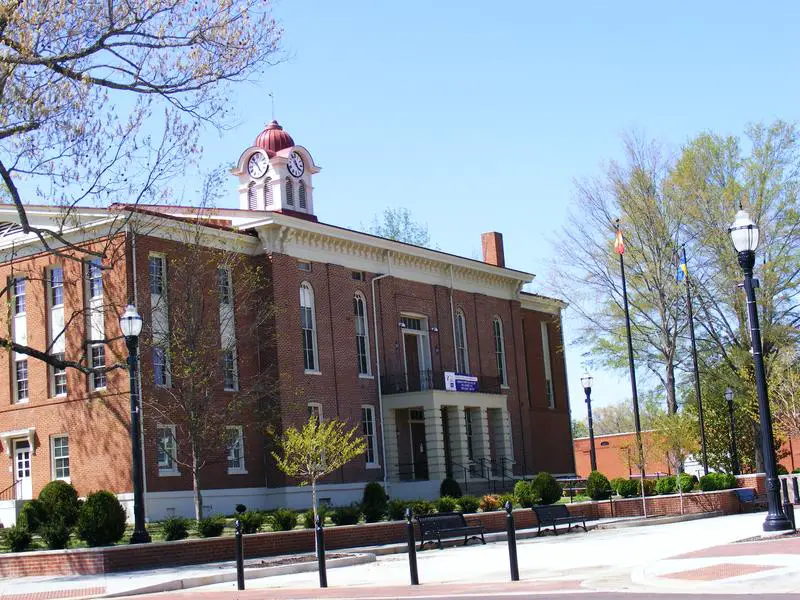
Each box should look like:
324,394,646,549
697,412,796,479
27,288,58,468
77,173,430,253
247,152,268,178
287,151,305,178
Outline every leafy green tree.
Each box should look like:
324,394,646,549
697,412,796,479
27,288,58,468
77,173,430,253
551,133,687,414
365,207,433,247
571,419,589,438
590,392,665,435
650,411,700,475
272,416,367,523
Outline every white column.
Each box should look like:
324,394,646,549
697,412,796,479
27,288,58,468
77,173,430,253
471,407,491,476
383,409,399,481
488,408,515,475
424,407,447,482
447,406,470,478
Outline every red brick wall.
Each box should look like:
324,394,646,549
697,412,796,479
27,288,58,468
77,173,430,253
0,236,133,498
0,489,743,577
573,431,672,479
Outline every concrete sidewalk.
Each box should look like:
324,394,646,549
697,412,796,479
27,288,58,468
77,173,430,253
0,512,795,598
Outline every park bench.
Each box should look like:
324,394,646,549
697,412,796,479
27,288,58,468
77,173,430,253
416,512,486,550
532,504,587,536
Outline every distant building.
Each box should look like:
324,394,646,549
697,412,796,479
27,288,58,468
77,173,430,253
0,121,575,523
573,431,671,479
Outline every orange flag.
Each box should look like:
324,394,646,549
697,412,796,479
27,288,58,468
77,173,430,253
614,228,625,255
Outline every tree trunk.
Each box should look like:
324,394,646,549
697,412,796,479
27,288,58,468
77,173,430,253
665,361,678,415
192,442,203,521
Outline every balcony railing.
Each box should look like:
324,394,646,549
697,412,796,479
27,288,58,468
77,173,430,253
380,369,502,396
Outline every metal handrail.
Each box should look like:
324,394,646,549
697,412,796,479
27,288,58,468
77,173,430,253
0,480,20,502
380,369,502,396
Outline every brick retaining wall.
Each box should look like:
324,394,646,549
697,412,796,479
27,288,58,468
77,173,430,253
0,489,743,578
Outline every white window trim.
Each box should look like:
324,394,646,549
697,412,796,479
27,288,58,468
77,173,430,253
354,292,372,377
493,317,509,389
361,405,380,469
14,358,29,404
308,402,323,423
226,425,247,474
50,435,70,482
89,344,107,391
300,281,320,374
455,308,469,375
11,276,26,316
153,345,171,388
223,347,239,391
50,355,67,398
157,424,179,475
541,321,554,408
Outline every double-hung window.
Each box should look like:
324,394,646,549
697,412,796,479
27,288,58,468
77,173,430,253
52,436,70,480
15,359,28,401
361,406,378,467
11,277,27,402
218,267,232,305
87,259,106,391
541,322,554,408
300,282,318,372
157,425,177,474
223,349,238,391
12,277,25,314
226,426,245,473
149,256,165,296
354,293,370,375
53,353,67,396
492,317,508,387
455,309,469,374
153,346,169,387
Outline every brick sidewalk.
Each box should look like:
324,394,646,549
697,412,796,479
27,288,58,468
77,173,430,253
675,534,800,560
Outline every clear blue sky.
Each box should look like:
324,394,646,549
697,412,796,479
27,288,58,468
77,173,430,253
194,1,800,420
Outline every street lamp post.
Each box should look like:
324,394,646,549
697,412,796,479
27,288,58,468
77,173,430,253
581,373,597,473
725,387,740,476
120,304,151,544
729,209,792,532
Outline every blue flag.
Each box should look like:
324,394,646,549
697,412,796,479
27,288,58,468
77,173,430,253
676,255,687,282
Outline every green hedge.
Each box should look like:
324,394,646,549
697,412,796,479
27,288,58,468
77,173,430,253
699,472,737,491
586,471,613,500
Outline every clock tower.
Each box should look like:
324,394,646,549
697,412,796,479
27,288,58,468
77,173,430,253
233,121,320,217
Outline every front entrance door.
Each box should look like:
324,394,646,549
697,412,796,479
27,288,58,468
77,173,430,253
14,440,32,500
409,419,428,480
404,334,421,392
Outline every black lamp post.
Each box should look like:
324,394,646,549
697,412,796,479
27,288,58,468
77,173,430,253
581,372,597,473
729,209,792,532
725,387,739,476
120,304,151,544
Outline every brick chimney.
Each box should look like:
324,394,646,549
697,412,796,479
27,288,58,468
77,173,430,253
481,232,505,268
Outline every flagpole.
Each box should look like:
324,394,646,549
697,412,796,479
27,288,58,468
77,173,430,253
616,219,646,517
681,246,709,475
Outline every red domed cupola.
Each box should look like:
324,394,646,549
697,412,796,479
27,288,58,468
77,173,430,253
254,120,295,155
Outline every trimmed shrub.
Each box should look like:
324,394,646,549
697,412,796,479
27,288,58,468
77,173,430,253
76,491,127,547
235,504,247,514
5,525,32,552
616,479,640,498
361,482,389,523
513,480,537,508
387,499,409,521
39,480,80,527
678,473,695,493
656,476,676,495
531,472,562,505
436,496,458,513
498,493,516,509
611,477,627,494
778,464,789,475
440,477,462,499
409,499,436,516
17,499,48,533
40,522,71,549
331,505,362,526
270,508,297,531
238,511,265,534
699,472,738,491
162,516,191,541
642,479,657,496
303,506,328,529
457,495,480,514
586,471,613,501
197,516,226,538
793,468,800,474
479,494,501,512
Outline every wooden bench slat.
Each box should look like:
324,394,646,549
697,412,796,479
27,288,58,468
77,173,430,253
415,512,487,550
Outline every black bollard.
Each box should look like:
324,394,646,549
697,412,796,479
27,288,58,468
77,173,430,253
782,479,796,530
793,476,800,505
315,514,328,588
504,501,519,581
405,507,419,585
234,518,245,590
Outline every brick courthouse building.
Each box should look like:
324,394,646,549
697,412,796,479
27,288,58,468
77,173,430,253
0,122,574,522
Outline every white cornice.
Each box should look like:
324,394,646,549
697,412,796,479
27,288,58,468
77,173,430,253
520,293,567,315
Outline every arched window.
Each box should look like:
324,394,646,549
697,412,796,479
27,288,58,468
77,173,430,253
263,177,273,207
354,292,370,375
455,309,469,374
285,177,294,207
247,181,257,210
298,180,307,210
492,317,507,387
300,282,318,371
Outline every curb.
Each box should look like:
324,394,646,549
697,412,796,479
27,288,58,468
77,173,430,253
594,510,724,530
100,553,376,598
